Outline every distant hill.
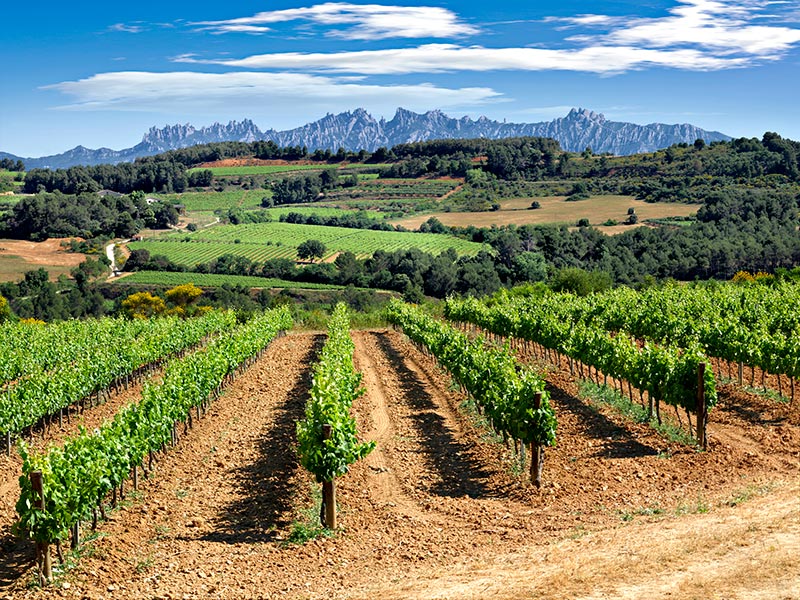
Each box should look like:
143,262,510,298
1,108,731,169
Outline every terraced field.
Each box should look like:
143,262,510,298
128,222,484,265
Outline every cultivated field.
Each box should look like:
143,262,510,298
1,328,797,598
113,271,358,290
128,222,484,265
0,238,87,281
393,195,699,230
157,190,268,213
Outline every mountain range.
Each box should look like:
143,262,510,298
1,108,731,170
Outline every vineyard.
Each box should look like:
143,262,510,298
113,271,355,290
154,190,268,213
0,290,799,598
129,222,484,265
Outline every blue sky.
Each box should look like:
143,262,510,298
2,0,800,157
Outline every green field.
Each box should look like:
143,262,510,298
113,271,353,290
156,190,269,212
128,222,485,266
262,206,387,221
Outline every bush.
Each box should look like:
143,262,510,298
576,218,590,227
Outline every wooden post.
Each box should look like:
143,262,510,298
321,424,337,530
133,465,139,491
737,362,743,386
530,392,543,488
696,362,708,450
30,471,52,584
71,522,80,551
5,431,10,457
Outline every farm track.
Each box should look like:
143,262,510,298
3,330,800,599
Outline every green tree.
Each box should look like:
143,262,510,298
297,239,327,262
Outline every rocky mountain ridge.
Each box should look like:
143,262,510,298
1,108,731,169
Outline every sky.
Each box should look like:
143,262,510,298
2,0,800,157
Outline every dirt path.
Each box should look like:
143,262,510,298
4,329,800,599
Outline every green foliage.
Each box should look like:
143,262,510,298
0,311,237,437
0,294,12,323
297,304,375,483
387,300,556,449
297,239,327,262
444,295,717,414
14,307,292,545
550,268,613,296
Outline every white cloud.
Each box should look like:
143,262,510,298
108,23,145,34
582,0,800,56
194,2,478,39
43,71,501,119
177,0,800,75
175,43,749,74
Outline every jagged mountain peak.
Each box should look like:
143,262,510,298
6,107,731,169
566,108,606,123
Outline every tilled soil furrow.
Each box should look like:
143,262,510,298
4,332,321,597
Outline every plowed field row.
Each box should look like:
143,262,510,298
1,330,798,599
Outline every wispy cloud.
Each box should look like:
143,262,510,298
181,0,800,74
174,43,749,74
193,2,478,39
108,23,146,34
43,71,501,117
564,0,800,56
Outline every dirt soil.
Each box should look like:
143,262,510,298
0,239,88,281
2,330,799,599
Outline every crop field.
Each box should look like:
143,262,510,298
156,190,269,212
1,303,799,599
113,270,352,290
262,206,388,221
128,221,484,265
324,178,459,202
393,195,699,230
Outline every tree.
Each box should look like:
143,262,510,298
165,284,203,308
297,239,326,262
0,294,13,323
121,291,166,319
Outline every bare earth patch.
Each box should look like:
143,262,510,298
0,238,87,281
392,196,698,231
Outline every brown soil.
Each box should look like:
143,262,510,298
0,239,87,281
2,330,799,599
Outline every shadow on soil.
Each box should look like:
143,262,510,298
373,332,496,499
547,381,659,459
716,386,791,427
199,334,324,545
0,528,34,592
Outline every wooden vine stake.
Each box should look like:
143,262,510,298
530,392,544,488
696,362,708,450
321,424,337,530
30,471,52,585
